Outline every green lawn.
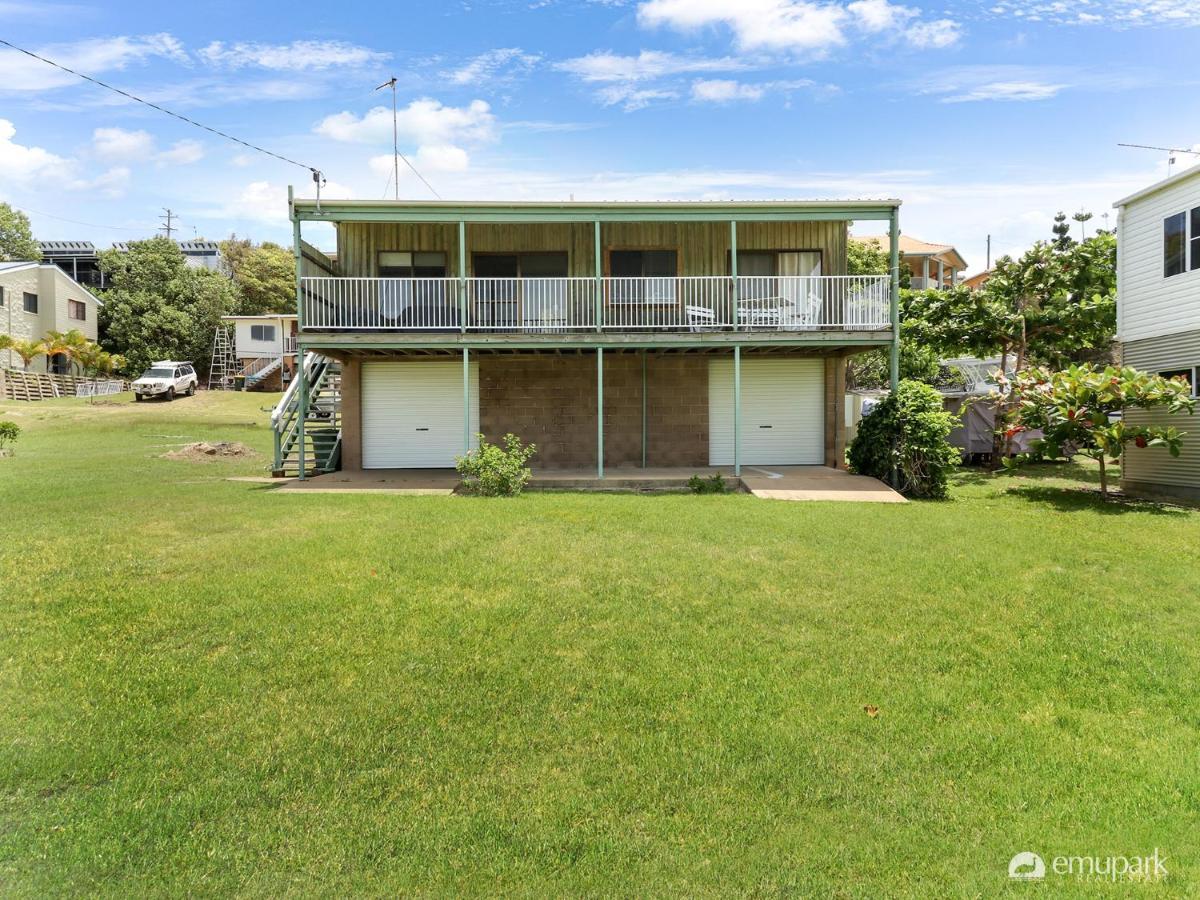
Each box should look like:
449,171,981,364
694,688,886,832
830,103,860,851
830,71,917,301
1,391,1198,896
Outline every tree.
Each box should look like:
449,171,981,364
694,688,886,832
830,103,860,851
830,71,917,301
847,380,961,499
9,339,45,371
40,329,89,374
0,202,41,262
1002,365,1196,499
221,237,295,314
75,341,125,403
848,237,911,288
98,237,239,376
1051,211,1074,251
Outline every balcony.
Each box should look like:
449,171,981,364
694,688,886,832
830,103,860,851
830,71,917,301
300,275,891,334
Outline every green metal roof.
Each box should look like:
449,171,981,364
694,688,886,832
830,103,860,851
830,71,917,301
289,193,901,224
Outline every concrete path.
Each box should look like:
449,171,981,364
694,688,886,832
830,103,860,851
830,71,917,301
270,465,905,502
739,466,906,503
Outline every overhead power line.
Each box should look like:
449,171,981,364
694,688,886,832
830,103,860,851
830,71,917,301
0,37,325,182
9,204,148,232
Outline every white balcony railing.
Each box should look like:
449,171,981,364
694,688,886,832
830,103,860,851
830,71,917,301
300,275,891,333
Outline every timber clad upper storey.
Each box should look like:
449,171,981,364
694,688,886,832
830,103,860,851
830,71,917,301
291,198,900,339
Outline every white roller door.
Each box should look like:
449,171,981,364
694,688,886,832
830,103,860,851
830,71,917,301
362,360,479,468
709,358,824,465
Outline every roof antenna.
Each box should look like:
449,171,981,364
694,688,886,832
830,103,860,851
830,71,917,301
376,76,399,201
1118,142,1200,178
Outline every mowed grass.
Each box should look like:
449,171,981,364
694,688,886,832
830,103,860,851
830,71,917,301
1,391,1198,897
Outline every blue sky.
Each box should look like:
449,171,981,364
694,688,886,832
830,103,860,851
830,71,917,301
2,0,1198,272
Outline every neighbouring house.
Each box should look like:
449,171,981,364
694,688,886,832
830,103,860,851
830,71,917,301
0,261,102,372
271,195,902,478
851,234,968,290
220,313,298,391
38,241,107,289
1115,165,1200,502
963,270,992,291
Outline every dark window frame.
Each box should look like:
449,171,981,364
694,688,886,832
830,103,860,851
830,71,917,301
1191,207,1200,272
68,299,86,321
605,248,680,305
1160,367,1199,397
22,292,37,314
250,324,277,342
377,250,448,278
1165,211,1187,277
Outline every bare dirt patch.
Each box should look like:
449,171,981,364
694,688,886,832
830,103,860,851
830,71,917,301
163,441,257,462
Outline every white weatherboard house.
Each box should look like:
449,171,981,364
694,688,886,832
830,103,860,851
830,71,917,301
220,313,298,390
1115,165,1200,501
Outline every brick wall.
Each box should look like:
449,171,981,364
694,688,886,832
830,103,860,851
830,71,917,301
478,353,708,469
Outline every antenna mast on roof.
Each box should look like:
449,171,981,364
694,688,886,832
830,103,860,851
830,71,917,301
1118,143,1200,178
375,76,399,201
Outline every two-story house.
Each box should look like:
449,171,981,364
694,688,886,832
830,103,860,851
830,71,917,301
1115,166,1200,502
271,194,902,481
0,261,102,372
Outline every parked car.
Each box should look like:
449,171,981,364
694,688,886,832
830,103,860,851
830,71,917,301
133,361,197,401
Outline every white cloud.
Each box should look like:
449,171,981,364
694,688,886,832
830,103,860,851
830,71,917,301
911,66,1085,103
986,1,1200,28
92,127,155,161
596,85,680,110
905,19,962,48
557,49,747,82
158,139,204,165
91,128,205,166
444,48,540,85
198,40,387,71
315,98,497,146
691,79,766,102
944,80,1067,102
0,119,130,197
636,0,960,53
0,33,188,92
214,178,353,225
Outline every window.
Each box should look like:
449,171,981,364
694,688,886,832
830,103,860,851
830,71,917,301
0,287,5,306
23,292,37,314
1192,207,1200,271
609,249,677,303
378,251,447,278
1160,368,1198,396
68,299,86,321
1165,212,1187,277
250,324,276,342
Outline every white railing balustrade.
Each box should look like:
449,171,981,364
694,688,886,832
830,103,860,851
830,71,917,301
300,275,890,332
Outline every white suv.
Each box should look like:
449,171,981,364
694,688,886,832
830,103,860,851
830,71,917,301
133,361,197,401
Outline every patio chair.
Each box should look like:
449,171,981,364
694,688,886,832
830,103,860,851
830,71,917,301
686,305,718,332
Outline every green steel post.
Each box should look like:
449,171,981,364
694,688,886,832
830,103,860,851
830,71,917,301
733,345,741,477
730,219,739,330
458,220,467,334
593,220,602,332
889,209,900,393
641,350,647,469
291,190,307,480
597,348,604,479
463,347,471,455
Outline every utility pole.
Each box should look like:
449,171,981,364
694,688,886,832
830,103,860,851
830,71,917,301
375,76,399,200
986,234,991,270
159,208,176,239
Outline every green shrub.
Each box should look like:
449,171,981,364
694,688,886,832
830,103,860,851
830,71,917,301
456,433,537,497
847,381,960,499
688,472,729,494
0,420,19,455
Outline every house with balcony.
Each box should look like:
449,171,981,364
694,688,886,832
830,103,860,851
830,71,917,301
852,234,967,290
273,193,901,480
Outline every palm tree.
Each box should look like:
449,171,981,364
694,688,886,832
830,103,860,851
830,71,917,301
10,339,45,371
41,329,88,375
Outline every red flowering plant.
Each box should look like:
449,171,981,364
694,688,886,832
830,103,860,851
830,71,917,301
1000,364,1195,499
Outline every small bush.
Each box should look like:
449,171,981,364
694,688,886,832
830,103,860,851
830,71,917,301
688,472,729,494
0,420,19,455
456,433,537,497
847,381,960,499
